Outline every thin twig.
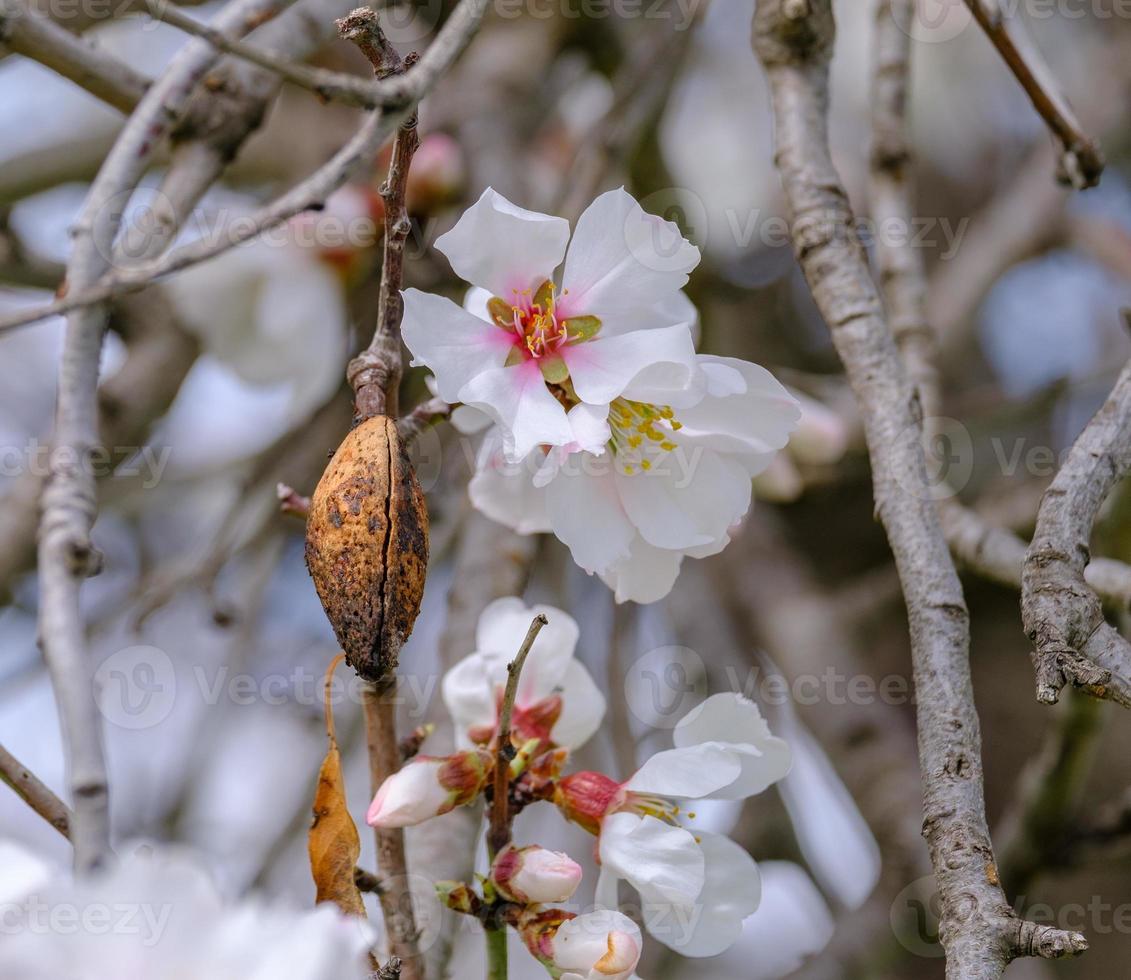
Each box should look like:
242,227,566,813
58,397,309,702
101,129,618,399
395,396,452,442
753,2,1087,973
341,7,420,421
0,0,151,112
0,743,73,840
144,0,488,110
1022,357,1131,708
362,683,421,980
962,0,1103,188
483,613,548,980
0,0,491,337
487,612,549,858
34,0,286,875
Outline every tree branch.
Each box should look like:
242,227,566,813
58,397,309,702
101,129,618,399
362,682,421,980
37,0,294,875
0,743,72,839
0,0,151,113
0,0,491,336
753,2,1086,973
1022,358,1131,708
341,7,419,422
962,0,1103,188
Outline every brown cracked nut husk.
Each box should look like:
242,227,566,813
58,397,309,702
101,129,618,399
305,416,429,680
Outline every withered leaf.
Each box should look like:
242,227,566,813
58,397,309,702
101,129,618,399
308,654,368,919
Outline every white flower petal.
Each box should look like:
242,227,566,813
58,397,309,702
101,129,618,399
562,324,698,406
550,659,607,750
468,430,551,535
674,355,801,461
599,538,684,605
672,693,792,799
459,361,574,460
545,462,636,574
649,833,761,957
614,449,751,551
624,743,744,799
401,288,515,402
599,812,705,908
474,597,581,706
442,649,506,748
450,404,493,434
435,187,569,297
562,188,700,334
567,402,613,455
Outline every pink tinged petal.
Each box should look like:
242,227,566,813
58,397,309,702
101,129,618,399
672,693,793,798
473,597,581,707
435,187,569,298
550,658,607,750
674,355,802,460
469,429,552,535
459,361,574,460
650,833,762,957
545,462,636,574
562,188,701,334
401,288,515,402
506,846,583,904
614,449,751,551
366,759,451,828
599,537,684,604
598,812,706,909
624,743,744,799
562,324,698,406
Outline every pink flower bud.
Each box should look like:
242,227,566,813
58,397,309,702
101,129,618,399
550,910,642,980
554,771,622,835
492,845,582,905
366,750,491,829
406,133,465,214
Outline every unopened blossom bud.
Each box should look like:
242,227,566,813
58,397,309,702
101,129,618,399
549,910,642,980
435,880,479,915
553,771,622,835
787,390,850,466
406,132,465,213
366,750,491,829
491,845,582,905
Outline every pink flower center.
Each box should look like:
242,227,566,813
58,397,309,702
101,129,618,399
488,280,601,365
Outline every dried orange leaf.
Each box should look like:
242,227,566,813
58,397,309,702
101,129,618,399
308,654,367,919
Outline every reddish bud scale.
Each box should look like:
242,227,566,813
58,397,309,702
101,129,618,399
554,771,622,835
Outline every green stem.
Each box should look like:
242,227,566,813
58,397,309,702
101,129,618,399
485,923,508,980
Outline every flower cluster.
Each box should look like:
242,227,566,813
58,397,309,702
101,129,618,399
403,188,801,603
366,600,790,976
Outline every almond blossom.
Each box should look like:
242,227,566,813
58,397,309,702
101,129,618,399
406,187,800,603
521,909,643,980
491,844,583,905
0,841,375,979
366,749,492,829
402,186,703,462
555,694,791,956
442,598,605,751
468,355,801,603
